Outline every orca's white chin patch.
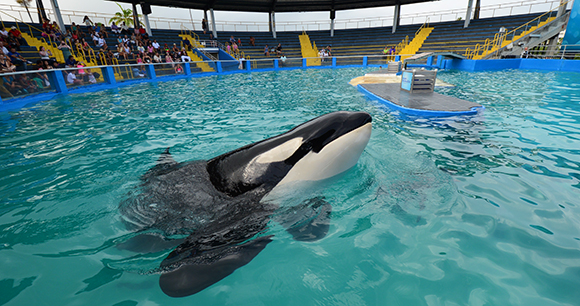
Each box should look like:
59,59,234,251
277,122,372,186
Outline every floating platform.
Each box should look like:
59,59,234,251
357,83,484,117
349,71,454,87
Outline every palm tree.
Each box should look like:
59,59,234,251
109,2,139,27
16,0,33,22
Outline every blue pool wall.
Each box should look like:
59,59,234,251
3,56,580,112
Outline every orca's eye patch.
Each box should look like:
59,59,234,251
284,129,336,165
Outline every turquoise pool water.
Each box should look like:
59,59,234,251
1,68,580,305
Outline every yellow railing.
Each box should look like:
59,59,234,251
465,0,568,59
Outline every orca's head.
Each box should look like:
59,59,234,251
207,111,372,197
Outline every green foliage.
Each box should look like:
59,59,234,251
108,2,141,27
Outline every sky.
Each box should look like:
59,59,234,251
0,0,564,31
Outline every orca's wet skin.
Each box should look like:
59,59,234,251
119,111,372,297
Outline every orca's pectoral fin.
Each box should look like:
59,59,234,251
159,236,272,297
278,197,332,242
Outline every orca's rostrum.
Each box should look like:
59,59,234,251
119,111,372,297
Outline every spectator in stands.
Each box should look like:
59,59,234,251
123,43,132,58
143,52,152,63
152,40,160,50
83,16,94,28
180,50,191,62
38,46,53,62
0,41,10,55
0,53,16,72
174,62,183,73
137,42,145,54
97,36,107,49
91,32,100,44
67,70,83,85
165,51,174,68
0,26,8,38
232,42,238,54
120,22,130,35
95,23,109,38
111,22,121,34
521,47,529,58
325,45,332,56
41,29,57,42
58,40,73,60
9,27,27,46
17,74,38,93
81,38,91,52
182,38,192,51
51,21,61,35
139,27,147,39
122,35,130,45
86,69,98,84
226,43,231,54
130,33,137,45
42,19,51,32
65,55,77,67
389,46,395,55
6,33,21,51
202,19,208,34
147,42,154,54
31,70,50,90
71,22,79,34
7,47,29,70
264,44,269,57
237,38,242,47
153,52,162,63
249,36,255,46
3,75,27,95
172,43,180,53
276,43,282,55
280,53,287,65
40,60,52,69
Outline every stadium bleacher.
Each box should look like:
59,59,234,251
0,11,561,71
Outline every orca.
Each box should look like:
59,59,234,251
119,111,372,297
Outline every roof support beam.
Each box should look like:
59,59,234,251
133,2,141,29
210,8,217,38
464,0,474,28
271,11,277,39
48,0,65,34
392,3,400,33
330,9,335,37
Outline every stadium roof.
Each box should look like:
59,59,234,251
113,0,437,13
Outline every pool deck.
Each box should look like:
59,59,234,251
349,70,454,87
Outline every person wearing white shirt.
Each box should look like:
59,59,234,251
152,40,160,49
0,41,9,55
67,71,82,85
97,37,106,48
0,26,8,38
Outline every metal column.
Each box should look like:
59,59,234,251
271,11,276,39
330,9,335,37
464,0,474,28
392,4,400,33
132,2,141,29
48,0,65,33
143,13,152,36
210,8,217,38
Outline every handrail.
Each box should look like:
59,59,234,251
0,0,565,32
499,0,568,46
465,0,568,59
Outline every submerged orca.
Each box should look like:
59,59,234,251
119,111,372,297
